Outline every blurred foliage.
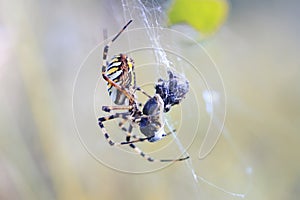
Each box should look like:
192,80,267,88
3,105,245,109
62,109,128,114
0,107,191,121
1,0,300,199
168,0,229,35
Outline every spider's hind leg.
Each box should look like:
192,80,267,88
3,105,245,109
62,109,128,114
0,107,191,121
117,118,175,144
98,113,130,146
128,143,189,162
98,113,146,146
98,114,189,162
118,120,150,143
117,119,134,142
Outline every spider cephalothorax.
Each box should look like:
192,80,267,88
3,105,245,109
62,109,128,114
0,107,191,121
139,94,166,143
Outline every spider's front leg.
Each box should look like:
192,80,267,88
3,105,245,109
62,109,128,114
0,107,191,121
102,20,135,105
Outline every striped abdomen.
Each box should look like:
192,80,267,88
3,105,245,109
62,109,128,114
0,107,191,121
106,54,135,105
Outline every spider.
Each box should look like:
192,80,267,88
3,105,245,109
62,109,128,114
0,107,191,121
99,20,189,162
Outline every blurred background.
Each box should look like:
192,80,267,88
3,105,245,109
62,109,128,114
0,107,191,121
1,0,300,199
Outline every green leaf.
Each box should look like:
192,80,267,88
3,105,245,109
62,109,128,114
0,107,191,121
168,0,229,35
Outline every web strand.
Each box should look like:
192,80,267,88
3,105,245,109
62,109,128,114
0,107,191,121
120,0,250,198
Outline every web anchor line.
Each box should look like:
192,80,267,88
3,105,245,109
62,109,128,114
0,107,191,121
120,0,249,198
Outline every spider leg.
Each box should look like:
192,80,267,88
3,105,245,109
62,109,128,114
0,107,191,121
118,121,134,142
116,112,176,144
134,87,152,98
102,105,133,113
98,113,130,146
117,121,146,143
128,143,189,162
120,136,151,145
98,113,189,162
102,20,135,104
116,119,133,141
102,20,132,64
98,113,145,146
119,128,176,145
101,75,135,104
133,70,137,90
165,129,176,137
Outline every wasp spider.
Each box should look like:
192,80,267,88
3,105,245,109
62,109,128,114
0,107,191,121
99,20,189,162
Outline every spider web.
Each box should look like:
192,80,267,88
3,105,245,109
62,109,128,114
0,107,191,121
116,0,252,198
121,0,174,76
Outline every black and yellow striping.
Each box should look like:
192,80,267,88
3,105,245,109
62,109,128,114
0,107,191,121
106,54,135,105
